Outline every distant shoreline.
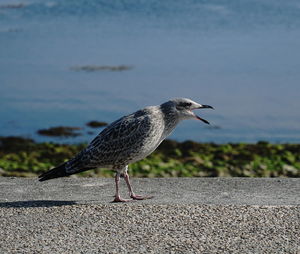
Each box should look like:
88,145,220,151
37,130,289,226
1,135,299,145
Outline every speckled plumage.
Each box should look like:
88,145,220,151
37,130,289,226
66,104,178,174
39,98,213,202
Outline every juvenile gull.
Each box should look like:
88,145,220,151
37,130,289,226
39,98,213,202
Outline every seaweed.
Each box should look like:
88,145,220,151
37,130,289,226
70,65,133,72
86,121,108,128
37,126,82,137
0,137,299,178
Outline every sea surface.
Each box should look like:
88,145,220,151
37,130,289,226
1,0,300,143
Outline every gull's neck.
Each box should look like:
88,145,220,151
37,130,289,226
159,104,181,139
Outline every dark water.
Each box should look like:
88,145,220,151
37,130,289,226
1,0,300,143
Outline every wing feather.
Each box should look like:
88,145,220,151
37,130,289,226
65,109,161,173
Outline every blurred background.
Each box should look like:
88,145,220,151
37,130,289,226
1,0,300,144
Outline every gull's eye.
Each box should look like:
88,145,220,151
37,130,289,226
180,102,192,107
176,102,192,109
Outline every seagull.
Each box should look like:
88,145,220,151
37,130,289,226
39,98,213,202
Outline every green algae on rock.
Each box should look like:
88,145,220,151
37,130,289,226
0,137,299,178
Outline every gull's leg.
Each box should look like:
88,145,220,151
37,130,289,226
113,171,131,202
123,170,151,200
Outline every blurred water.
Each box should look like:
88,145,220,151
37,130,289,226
1,0,300,143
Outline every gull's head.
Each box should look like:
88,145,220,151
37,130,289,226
163,98,214,124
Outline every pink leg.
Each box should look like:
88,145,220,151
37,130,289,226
113,172,131,202
124,172,153,200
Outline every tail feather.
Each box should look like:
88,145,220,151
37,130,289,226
39,162,69,181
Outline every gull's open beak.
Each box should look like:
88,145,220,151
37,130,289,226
194,104,214,124
198,104,214,110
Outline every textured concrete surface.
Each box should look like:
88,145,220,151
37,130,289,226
0,177,299,253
